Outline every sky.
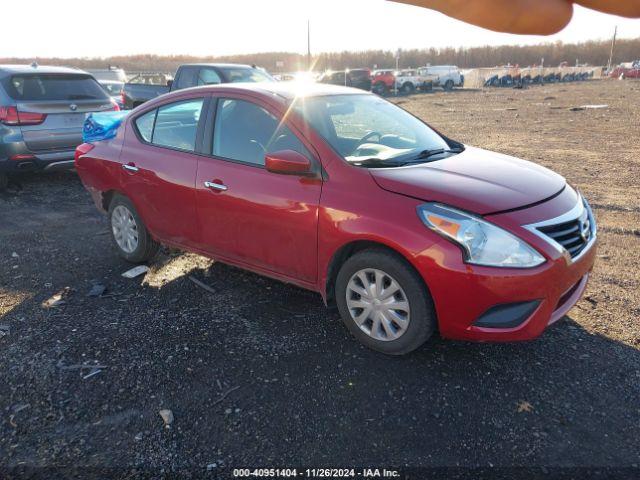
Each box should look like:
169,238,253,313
2,0,639,58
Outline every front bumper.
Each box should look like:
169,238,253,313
413,187,597,342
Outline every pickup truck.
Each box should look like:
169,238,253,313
395,69,433,94
122,63,274,109
371,70,395,95
417,65,464,90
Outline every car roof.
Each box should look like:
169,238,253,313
179,63,256,69
191,81,371,101
0,64,88,76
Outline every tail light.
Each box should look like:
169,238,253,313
75,143,95,164
120,90,126,108
10,153,36,161
0,106,47,126
109,99,120,111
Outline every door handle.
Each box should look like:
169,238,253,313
204,181,228,191
122,164,139,172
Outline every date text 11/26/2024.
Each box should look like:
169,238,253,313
232,468,401,478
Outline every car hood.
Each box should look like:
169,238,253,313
369,146,566,215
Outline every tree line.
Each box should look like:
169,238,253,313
2,37,637,74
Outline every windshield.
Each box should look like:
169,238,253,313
218,67,274,83
293,94,452,166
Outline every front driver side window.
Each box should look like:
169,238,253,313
212,98,310,166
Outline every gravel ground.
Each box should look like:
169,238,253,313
1,80,639,479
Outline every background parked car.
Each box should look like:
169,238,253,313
371,69,396,95
122,63,274,109
0,64,119,190
98,79,125,109
318,69,372,91
417,65,464,90
395,69,432,94
86,67,127,83
609,62,640,79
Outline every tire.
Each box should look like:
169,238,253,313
401,82,415,95
443,79,454,91
373,82,388,96
335,248,436,355
0,173,8,192
108,194,159,263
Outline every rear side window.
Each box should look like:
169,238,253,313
2,74,109,101
135,110,155,142
212,98,310,166
134,99,204,152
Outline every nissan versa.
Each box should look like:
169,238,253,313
75,83,597,355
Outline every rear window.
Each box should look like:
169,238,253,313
3,74,110,101
218,67,274,83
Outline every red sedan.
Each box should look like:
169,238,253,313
75,82,597,354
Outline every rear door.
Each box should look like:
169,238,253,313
3,73,115,153
195,95,322,283
120,96,208,246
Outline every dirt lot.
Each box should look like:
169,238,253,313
1,80,639,478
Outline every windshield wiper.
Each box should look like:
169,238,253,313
407,147,464,163
349,158,405,168
350,147,464,168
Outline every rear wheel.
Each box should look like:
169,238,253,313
335,249,436,355
108,194,159,263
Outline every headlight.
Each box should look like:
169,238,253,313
417,203,545,268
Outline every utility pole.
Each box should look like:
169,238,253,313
607,26,617,72
395,48,401,96
307,20,311,71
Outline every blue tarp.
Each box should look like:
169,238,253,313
82,111,129,143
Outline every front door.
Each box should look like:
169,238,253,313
195,96,322,283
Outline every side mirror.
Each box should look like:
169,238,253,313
265,150,313,176
167,79,173,88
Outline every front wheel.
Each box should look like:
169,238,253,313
372,82,389,96
401,82,415,95
108,194,159,263
443,79,454,91
335,249,436,355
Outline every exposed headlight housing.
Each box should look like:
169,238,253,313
417,203,546,268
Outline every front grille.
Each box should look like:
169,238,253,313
537,213,592,258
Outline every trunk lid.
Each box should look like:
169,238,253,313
19,99,115,152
